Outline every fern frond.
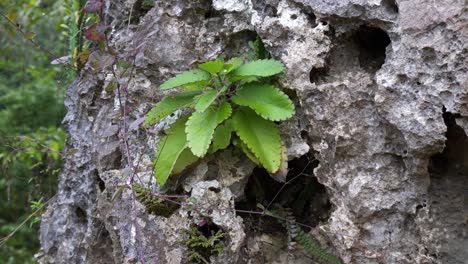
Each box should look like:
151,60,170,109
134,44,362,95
277,208,343,264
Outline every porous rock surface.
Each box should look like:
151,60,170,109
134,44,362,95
39,0,467,263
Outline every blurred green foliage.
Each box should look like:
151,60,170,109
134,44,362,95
0,0,75,262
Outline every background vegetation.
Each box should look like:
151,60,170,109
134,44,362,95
0,1,74,262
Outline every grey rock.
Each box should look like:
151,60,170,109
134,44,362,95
39,0,467,263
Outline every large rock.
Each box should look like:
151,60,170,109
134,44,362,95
39,0,467,263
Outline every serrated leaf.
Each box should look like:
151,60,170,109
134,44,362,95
232,83,295,121
232,107,281,172
210,122,233,153
144,90,201,126
195,89,218,112
270,145,288,182
232,59,284,77
186,102,232,157
199,60,224,74
224,57,243,73
172,148,199,175
153,116,189,186
233,136,259,165
160,69,211,90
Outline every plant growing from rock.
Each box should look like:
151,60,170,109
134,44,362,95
181,227,225,264
144,54,295,186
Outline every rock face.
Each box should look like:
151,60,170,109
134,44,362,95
39,0,467,263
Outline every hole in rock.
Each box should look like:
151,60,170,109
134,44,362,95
252,0,278,17
88,224,115,262
309,66,329,84
75,206,88,225
290,14,298,20
128,0,155,24
236,154,332,234
382,0,399,14
426,108,468,263
353,26,391,71
98,176,106,192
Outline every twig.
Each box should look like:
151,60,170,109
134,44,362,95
0,13,75,70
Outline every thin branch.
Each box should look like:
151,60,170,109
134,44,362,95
0,13,75,70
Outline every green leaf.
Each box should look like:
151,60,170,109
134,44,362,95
232,107,281,172
210,122,233,153
231,59,284,77
186,102,232,157
160,69,211,90
233,136,260,165
195,89,218,112
248,37,270,60
269,145,288,182
153,116,190,186
144,90,201,126
224,57,243,73
199,60,224,74
172,148,199,175
232,83,295,121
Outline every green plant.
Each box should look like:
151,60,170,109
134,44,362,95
144,52,295,186
181,227,225,264
278,207,342,264
133,185,180,217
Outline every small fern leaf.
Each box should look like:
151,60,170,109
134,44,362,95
231,59,284,77
210,122,233,153
232,107,281,172
232,83,295,121
186,102,232,157
160,69,211,90
144,90,201,126
195,89,218,112
199,60,224,74
153,116,190,186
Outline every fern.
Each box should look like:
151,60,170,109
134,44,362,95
145,40,295,186
182,227,225,264
277,208,343,264
133,185,179,217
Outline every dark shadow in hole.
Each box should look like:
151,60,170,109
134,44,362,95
382,0,399,14
236,154,332,234
429,108,466,175
98,176,106,192
75,206,88,225
309,66,329,84
353,26,391,71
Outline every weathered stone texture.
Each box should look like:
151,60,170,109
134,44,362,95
39,0,467,263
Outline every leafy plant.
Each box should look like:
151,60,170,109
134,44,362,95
181,227,225,264
145,52,295,186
